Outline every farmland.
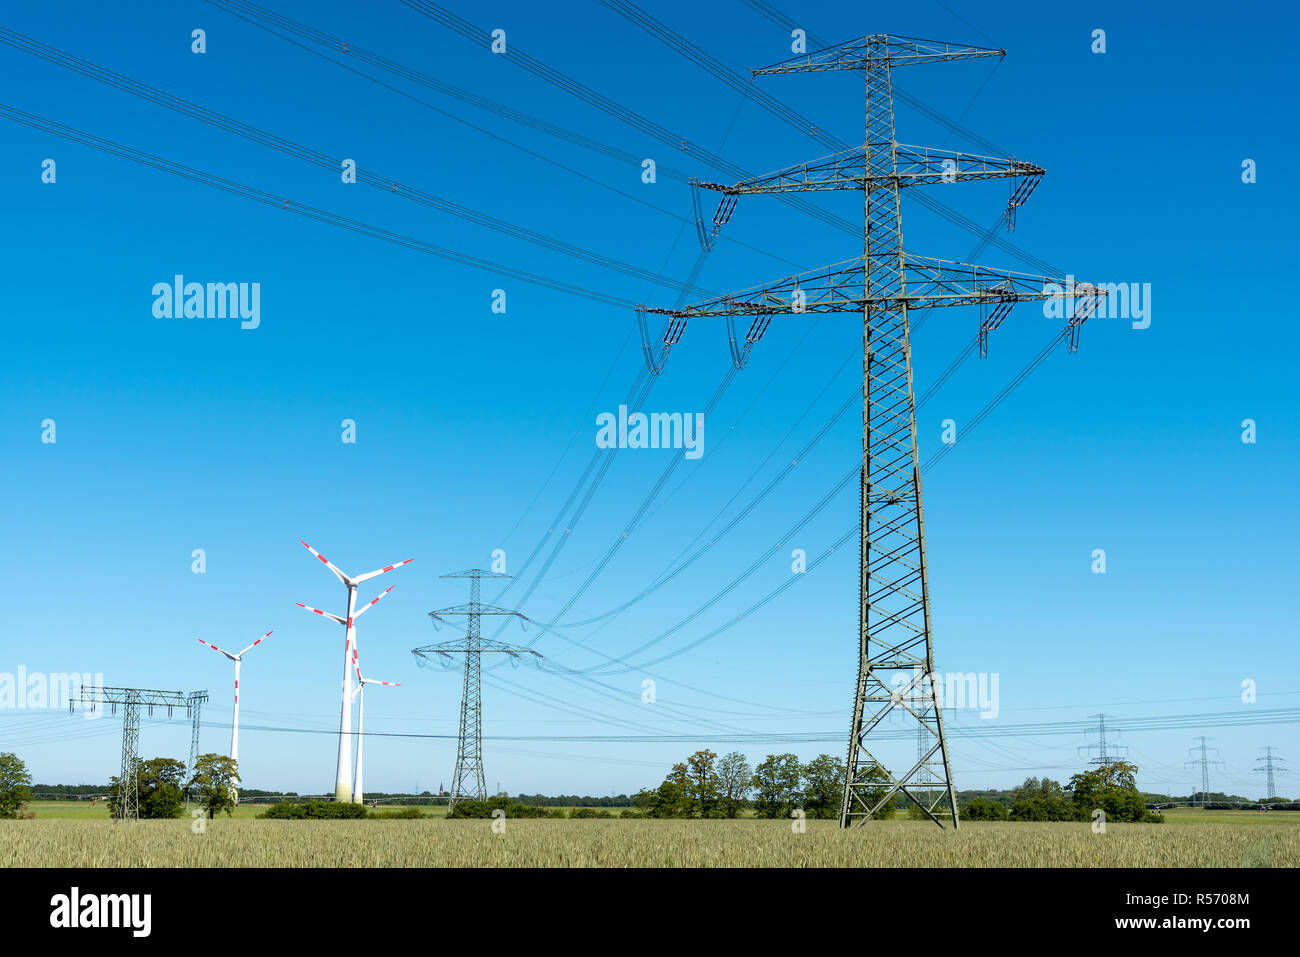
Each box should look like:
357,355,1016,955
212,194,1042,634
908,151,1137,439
4,811,1297,868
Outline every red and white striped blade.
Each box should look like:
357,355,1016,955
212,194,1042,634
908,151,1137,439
197,638,236,661
352,585,395,619
295,602,346,625
299,539,352,585
236,630,272,658
361,678,400,687
353,558,413,585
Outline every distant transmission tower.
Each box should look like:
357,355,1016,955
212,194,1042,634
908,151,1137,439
643,35,1104,829
1255,746,1287,801
75,687,194,821
1079,713,1128,766
411,569,539,807
1186,736,1223,805
185,689,209,788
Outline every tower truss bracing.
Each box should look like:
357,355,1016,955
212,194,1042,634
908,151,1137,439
412,569,538,807
640,34,1106,829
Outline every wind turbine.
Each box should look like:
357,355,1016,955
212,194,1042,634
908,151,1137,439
196,630,270,804
296,539,411,803
349,646,399,807
196,631,270,766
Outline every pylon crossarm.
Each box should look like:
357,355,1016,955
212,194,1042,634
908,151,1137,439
413,639,541,657
698,144,1042,196
642,255,1104,325
430,602,528,618
754,34,1005,75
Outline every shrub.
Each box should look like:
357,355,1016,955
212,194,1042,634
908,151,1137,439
569,807,612,819
446,796,561,819
260,800,368,820
368,807,426,819
962,797,1011,821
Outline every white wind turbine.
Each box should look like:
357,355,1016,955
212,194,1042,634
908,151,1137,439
349,646,399,807
196,630,271,769
296,539,411,803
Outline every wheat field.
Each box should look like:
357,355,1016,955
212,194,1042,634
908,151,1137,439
4,818,1297,867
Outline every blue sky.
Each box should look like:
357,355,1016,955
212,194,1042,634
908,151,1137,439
1,0,1296,800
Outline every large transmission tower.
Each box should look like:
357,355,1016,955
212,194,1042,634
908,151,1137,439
74,687,195,821
411,570,539,807
1186,736,1223,804
1080,713,1128,766
1255,746,1287,801
643,35,1103,829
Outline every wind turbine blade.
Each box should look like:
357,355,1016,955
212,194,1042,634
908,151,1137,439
362,678,400,687
352,585,395,619
299,539,352,585
353,558,413,585
197,638,236,661
236,630,272,658
295,602,346,625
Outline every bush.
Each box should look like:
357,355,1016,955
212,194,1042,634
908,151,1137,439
961,797,1011,821
368,807,426,819
260,800,368,820
446,796,562,819
569,807,612,819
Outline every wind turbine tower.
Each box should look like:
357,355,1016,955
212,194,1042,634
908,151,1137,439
350,649,399,806
296,539,412,803
196,631,271,771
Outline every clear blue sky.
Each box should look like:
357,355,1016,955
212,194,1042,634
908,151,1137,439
1,0,1296,800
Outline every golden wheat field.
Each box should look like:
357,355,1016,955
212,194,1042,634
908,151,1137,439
4,818,1297,867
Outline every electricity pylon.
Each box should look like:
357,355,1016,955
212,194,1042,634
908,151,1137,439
642,34,1105,829
74,687,193,821
185,689,209,791
1080,713,1128,766
1255,746,1287,801
1186,736,1223,805
411,569,538,807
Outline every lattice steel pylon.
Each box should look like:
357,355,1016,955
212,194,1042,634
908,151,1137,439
186,690,209,787
1186,736,1223,805
411,570,539,807
642,35,1106,829
1255,746,1286,801
1080,712,1128,767
75,686,192,821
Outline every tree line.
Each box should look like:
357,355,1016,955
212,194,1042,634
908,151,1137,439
630,751,867,819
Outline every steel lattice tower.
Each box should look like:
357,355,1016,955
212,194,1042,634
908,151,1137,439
1186,736,1223,804
76,686,191,821
1255,746,1286,801
644,35,1103,828
186,690,208,780
644,35,1102,832
1080,712,1128,767
412,570,538,807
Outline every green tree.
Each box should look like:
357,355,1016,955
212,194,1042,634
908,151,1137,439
961,797,1010,821
751,753,803,819
1012,777,1064,802
131,757,186,819
686,750,720,818
1066,760,1159,823
801,753,846,819
188,753,240,819
716,751,752,818
0,752,32,819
